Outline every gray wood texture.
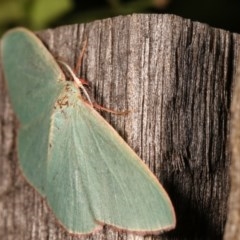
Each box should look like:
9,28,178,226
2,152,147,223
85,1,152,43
224,57,240,239
1,13,240,239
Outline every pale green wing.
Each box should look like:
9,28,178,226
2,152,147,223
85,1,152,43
47,84,175,234
1,28,65,194
1,27,175,235
46,85,101,234
1,28,65,125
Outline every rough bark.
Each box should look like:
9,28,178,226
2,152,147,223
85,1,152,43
0,14,239,240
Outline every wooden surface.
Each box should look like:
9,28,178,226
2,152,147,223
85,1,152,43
0,14,239,239
224,53,240,239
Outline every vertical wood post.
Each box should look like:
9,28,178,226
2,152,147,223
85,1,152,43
1,14,239,239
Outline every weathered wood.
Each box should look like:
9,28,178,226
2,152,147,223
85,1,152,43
224,48,240,239
0,14,239,239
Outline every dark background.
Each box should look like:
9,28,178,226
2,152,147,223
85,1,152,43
0,0,240,36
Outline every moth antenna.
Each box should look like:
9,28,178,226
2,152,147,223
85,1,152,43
58,60,93,106
75,39,88,74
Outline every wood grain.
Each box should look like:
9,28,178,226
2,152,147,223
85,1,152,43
224,34,240,240
0,14,239,239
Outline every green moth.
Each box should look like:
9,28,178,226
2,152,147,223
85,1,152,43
1,28,176,235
